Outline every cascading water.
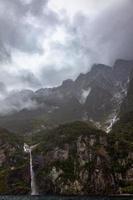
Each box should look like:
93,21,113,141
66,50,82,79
29,149,38,195
24,143,39,195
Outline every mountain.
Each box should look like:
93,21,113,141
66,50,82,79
33,120,132,195
0,120,132,195
107,76,133,194
33,121,114,195
120,76,133,115
32,77,133,196
0,59,133,134
0,71,133,195
0,128,30,194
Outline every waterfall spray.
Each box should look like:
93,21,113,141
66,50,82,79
24,143,39,195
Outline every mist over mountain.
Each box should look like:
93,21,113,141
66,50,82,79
0,59,132,134
0,0,133,91
0,69,133,194
0,0,133,196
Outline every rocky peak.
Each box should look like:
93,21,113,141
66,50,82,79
113,59,133,68
91,64,112,75
0,59,133,134
62,79,74,88
113,59,133,82
35,88,52,97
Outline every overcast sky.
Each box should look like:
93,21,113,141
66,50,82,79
0,0,133,93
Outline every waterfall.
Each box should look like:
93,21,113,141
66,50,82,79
24,143,39,195
29,149,38,195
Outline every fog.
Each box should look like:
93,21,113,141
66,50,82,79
0,0,133,114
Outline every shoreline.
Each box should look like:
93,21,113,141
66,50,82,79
0,194,132,197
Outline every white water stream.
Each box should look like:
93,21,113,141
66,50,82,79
24,143,39,195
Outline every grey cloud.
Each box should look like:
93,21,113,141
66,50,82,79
0,68,41,91
0,0,62,97
0,0,39,54
29,0,48,16
0,82,7,95
69,0,133,65
49,0,133,81
38,0,133,87
0,40,11,62
0,0,60,57
0,0,133,93
0,89,39,115
19,69,42,88
40,65,74,87
0,82,7,101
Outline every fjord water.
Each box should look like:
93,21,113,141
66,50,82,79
0,197,132,200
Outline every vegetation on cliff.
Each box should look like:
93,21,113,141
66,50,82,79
0,128,30,194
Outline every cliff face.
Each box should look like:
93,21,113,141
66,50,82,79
0,121,132,195
33,122,112,195
0,59,133,134
31,122,132,195
32,72,133,195
0,128,30,194
0,59,133,195
107,77,133,194
107,114,133,194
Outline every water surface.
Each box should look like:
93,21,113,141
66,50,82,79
0,196,132,200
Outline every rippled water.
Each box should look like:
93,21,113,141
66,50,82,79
0,196,132,200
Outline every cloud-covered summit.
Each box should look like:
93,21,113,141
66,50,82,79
0,0,133,92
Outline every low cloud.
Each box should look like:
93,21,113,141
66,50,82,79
0,89,39,115
0,0,133,115
38,0,133,87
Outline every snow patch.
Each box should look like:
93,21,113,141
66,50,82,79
80,88,91,104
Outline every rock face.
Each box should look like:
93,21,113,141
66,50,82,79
120,77,133,115
0,59,133,134
30,121,132,195
0,120,132,195
0,128,30,194
108,77,133,194
34,122,112,195
0,59,133,195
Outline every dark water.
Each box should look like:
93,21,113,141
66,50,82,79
0,196,132,200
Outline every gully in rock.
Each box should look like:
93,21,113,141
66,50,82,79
24,143,39,195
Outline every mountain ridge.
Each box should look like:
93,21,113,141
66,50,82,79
0,59,133,134
0,59,133,195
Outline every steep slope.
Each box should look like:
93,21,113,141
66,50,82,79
31,121,115,195
0,59,132,134
29,121,132,195
0,128,30,194
107,76,133,194
82,60,133,130
120,77,133,115
0,120,132,195
108,113,133,194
